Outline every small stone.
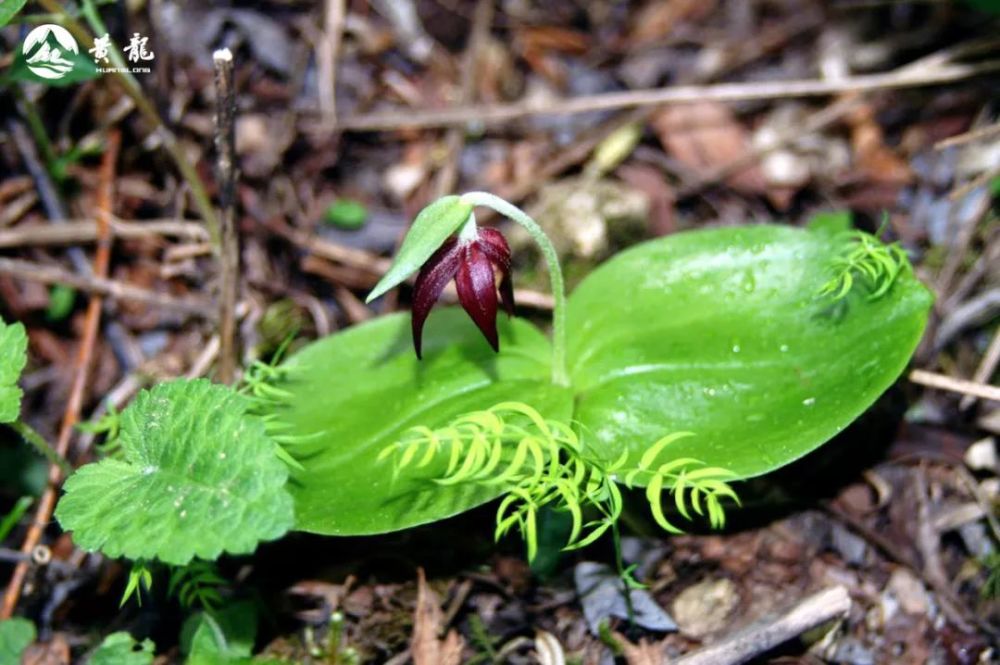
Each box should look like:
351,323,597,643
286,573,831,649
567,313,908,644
886,568,930,616
670,578,739,639
965,437,997,472
383,162,426,201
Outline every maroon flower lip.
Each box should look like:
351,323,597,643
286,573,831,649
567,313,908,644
411,227,515,358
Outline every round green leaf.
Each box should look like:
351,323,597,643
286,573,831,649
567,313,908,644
0,318,27,424
88,632,155,665
273,308,573,535
0,618,35,665
55,379,295,565
567,225,932,479
366,196,473,302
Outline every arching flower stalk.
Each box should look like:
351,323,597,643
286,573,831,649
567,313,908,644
366,193,570,386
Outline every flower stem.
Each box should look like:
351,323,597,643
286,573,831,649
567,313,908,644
9,420,72,478
460,192,569,387
611,521,637,626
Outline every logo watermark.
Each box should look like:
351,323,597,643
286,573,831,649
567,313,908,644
91,32,155,74
22,24,78,80
18,25,155,82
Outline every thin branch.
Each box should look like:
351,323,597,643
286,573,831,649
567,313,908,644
910,369,1000,403
213,48,240,385
960,328,1000,410
1,131,120,620
0,257,213,317
672,586,851,665
0,218,209,248
332,59,1000,131
935,120,1000,149
317,0,347,126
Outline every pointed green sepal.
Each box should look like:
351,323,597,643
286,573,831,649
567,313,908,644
365,195,474,303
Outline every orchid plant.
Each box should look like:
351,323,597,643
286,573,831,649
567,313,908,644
264,193,930,559
53,191,932,587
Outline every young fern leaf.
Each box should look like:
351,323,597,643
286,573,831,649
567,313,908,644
168,560,226,610
819,228,911,302
380,403,740,561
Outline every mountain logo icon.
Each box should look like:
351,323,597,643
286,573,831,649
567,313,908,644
22,24,79,80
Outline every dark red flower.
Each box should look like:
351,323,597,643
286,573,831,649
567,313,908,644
412,227,515,358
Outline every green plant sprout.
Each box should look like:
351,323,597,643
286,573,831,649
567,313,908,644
379,402,738,561
819,228,911,301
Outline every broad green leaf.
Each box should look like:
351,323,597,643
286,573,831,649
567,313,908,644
272,308,573,535
0,618,35,665
0,318,28,423
55,379,294,565
366,196,473,302
567,224,932,480
0,0,28,28
89,632,155,665
806,210,852,235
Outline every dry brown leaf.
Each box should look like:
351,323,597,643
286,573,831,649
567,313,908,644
847,103,912,185
411,568,465,665
21,634,70,665
629,0,716,46
516,26,589,86
651,101,767,195
614,631,668,665
616,162,676,236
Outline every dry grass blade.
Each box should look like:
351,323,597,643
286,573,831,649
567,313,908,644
910,369,1000,404
333,59,999,131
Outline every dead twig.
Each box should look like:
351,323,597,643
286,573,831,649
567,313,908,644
0,257,213,318
213,48,240,384
0,218,210,248
940,228,1000,315
935,186,991,298
935,287,1000,351
961,328,1000,410
6,119,88,274
433,0,493,198
491,9,822,210
332,59,1000,131
1,131,120,620
910,369,1000,403
913,466,976,633
317,0,346,127
671,586,851,665
935,120,1000,150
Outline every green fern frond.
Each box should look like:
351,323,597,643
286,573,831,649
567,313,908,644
818,227,911,302
380,403,740,561
168,560,225,610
